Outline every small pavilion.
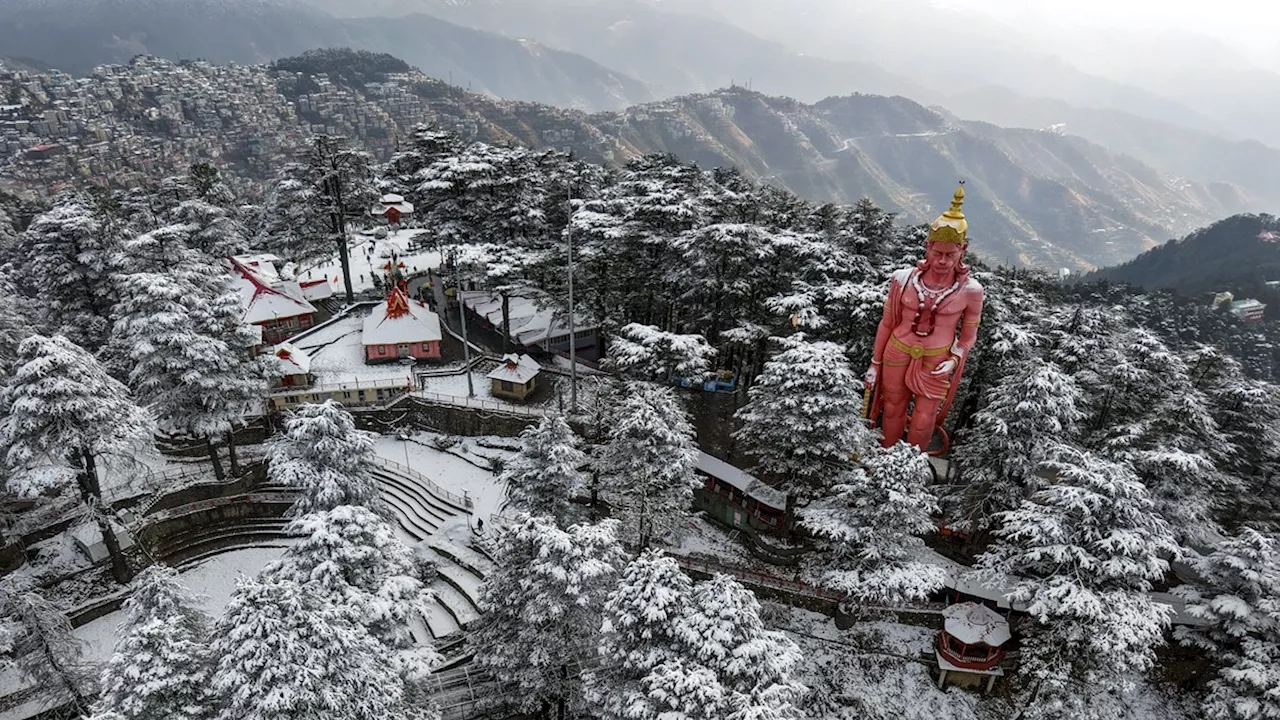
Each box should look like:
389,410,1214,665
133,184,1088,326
935,602,1011,693
371,193,414,226
362,287,442,364
487,353,541,401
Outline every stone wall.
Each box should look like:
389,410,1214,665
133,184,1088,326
350,396,582,437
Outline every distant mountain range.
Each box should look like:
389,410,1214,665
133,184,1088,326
559,89,1248,270
1088,214,1280,299
0,0,656,110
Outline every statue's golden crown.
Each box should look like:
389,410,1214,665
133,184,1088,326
927,182,968,246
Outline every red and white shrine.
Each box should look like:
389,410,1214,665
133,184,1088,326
371,193,414,226
272,342,312,389
362,287,442,363
935,602,1011,693
229,257,318,347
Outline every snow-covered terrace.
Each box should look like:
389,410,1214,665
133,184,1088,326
299,228,441,296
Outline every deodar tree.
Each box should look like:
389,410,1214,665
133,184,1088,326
977,445,1178,719
734,334,873,525
93,566,213,720
1,335,153,583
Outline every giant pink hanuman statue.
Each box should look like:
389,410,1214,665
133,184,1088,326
865,183,985,453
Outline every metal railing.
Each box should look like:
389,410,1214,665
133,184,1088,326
144,491,298,524
101,463,207,506
409,391,556,419
370,455,474,512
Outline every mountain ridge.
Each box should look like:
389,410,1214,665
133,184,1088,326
0,53,1262,270
1087,214,1280,302
0,0,657,110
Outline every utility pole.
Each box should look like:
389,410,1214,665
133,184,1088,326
567,180,578,412
452,247,475,397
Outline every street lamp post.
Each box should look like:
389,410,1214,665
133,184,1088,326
452,246,475,397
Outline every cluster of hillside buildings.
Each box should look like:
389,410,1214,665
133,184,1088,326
0,58,454,196
229,248,596,411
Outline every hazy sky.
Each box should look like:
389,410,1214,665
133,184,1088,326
947,0,1280,61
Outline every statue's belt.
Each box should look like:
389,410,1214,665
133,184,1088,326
887,335,952,361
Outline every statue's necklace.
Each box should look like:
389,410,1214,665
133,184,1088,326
910,272,961,337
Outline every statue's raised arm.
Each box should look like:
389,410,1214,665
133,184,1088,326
865,183,985,454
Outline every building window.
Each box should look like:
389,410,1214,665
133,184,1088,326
500,380,514,392
343,391,352,399
378,345,386,355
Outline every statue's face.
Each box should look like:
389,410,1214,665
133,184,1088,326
925,241,964,275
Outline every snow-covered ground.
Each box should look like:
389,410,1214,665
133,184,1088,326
298,228,441,296
73,546,290,665
371,432,513,521
293,314,419,388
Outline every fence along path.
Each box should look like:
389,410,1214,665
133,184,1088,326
369,455,474,512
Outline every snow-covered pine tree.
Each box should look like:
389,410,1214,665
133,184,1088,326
683,574,806,719
261,163,333,267
474,515,626,717
674,222,786,345
168,198,249,258
384,126,464,209
208,576,411,720
17,196,121,346
262,136,377,303
500,415,587,527
259,505,436,656
305,135,378,303
0,268,36,368
113,262,265,481
606,323,716,383
598,383,699,549
1096,329,1233,546
1174,528,1280,720
977,444,1178,720
733,334,873,524
585,550,719,720
1,335,153,582
93,565,212,720
0,577,94,715
802,442,944,605
1191,346,1280,522
267,401,386,517
949,356,1084,535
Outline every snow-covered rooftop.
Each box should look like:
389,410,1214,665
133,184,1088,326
460,290,596,347
273,342,311,376
362,289,442,346
695,451,786,510
233,253,283,280
299,278,334,302
486,354,541,384
371,193,414,216
942,602,1011,647
229,258,316,325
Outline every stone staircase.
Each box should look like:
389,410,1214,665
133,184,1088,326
370,466,490,643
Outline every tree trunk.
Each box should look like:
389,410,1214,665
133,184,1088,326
207,437,225,482
80,450,132,584
331,177,355,304
557,664,569,720
227,431,240,477
41,634,90,716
